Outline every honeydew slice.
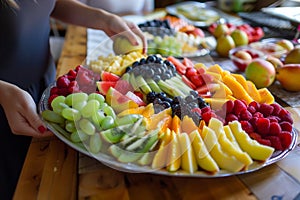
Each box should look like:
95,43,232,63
166,131,181,172
229,121,275,161
201,126,245,172
223,125,241,150
178,132,198,173
189,130,219,173
152,128,172,169
208,118,253,167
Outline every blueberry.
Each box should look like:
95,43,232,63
139,58,146,65
146,55,156,63
132,61,140,68
125,66,132,73
190,90,199,97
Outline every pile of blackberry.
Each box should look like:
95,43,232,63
147,90,209,125
125,55,177,81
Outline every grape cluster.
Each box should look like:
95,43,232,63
139,19,175,39
126,55,177,82
146,90,209,125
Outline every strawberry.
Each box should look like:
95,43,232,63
185,67,198,77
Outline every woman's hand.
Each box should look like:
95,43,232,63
102,14,148,53
0,81,53,137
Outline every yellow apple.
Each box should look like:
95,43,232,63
284,47,300,64
245,59,276,88
231,29,249,46
216,35,236,57
276,39,294,52
213,24,230,38
276,64,300,92
113,35,143,55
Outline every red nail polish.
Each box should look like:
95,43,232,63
38,125,47,133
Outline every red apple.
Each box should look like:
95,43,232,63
245,59,276,88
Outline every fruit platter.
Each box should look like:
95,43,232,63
138,17,210,58
39,51,298,177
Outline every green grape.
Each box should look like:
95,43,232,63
61,107,81,121
89,133,102,154
115,114,143,126
41,110,65,124
88,93,105,105
70,130,89,143
99,102,108,110
103,106,116,120
72,101,87,111
51,96,67,114
79,118,96,135
65,92,88,106
100,116,115,130
65,120,76,133
81,99,100,118
91,110,105,126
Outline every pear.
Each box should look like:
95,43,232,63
284,47,300,64
276,64,300,92
216,35,235,57
213,24,230,38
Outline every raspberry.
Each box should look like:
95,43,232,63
56,75,70,88
279,131,293,149
241,121,254,133
280,113,293,124
233,100,247,115
271,103,282,116
253,112,264,118
259,103,274,117
50,86,59,95
269,122,282,136
249,117,259,130
222,100,234,114
247,105,256,114
249,101,260,110
278,109,293,123
239,109,252,121
256,118,270,135
249,132,261,140
57,88,69,96
225,113,238,124
280,121,293,132
257,138,272,147
48,94,58,107
265,136,283,150
267,116,279,123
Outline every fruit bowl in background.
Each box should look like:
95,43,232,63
249,41,288,59
229,46,266,71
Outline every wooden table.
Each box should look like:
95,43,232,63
14,25,300,200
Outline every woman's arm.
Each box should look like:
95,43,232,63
51,0,147,49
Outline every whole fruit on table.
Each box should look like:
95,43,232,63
284,47,300,64
230,29,249,46
276,64,300,92
276,39,294,52
213,23,230,38
245,59,276,88
216,35,235,57
113,35,143,55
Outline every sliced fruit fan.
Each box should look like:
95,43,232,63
41,50,296,175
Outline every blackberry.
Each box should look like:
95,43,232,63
125,66,132,73
157,92,167,99
146,92,156,103
161,101,171,109
153,98,163,105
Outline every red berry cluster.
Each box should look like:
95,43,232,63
48,65,100,105
223,100,294,151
